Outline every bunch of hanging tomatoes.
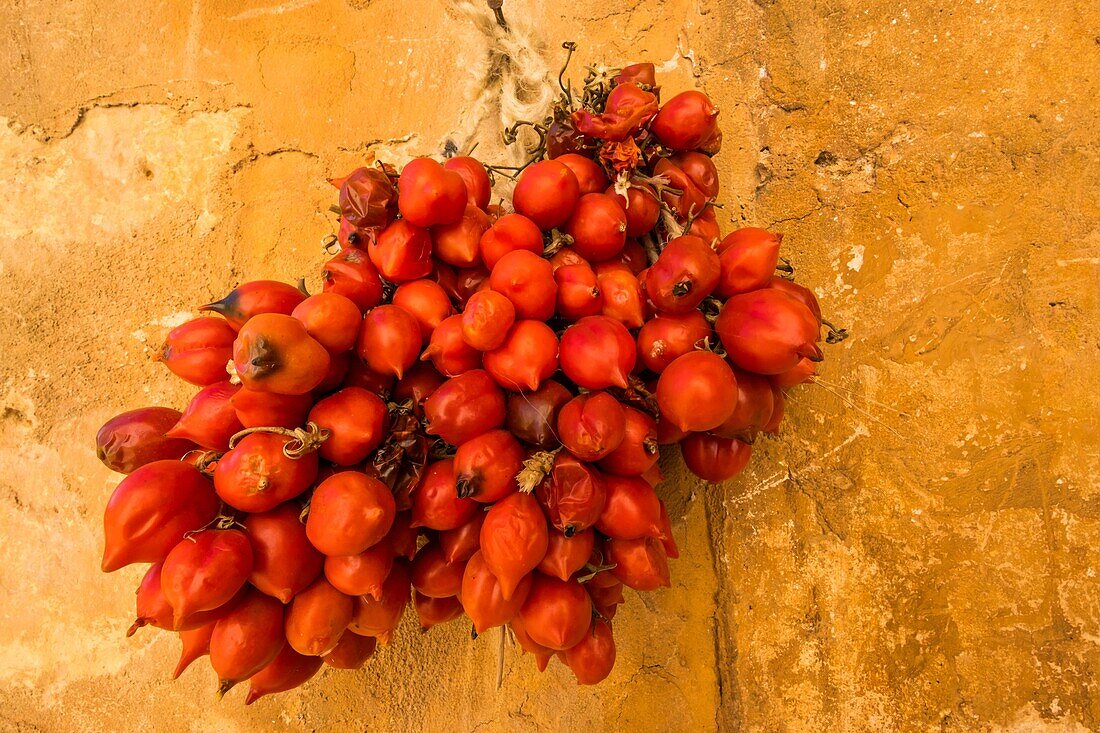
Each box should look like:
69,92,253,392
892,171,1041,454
96,58,831,702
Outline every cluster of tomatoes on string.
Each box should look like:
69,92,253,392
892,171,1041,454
96,55,836,702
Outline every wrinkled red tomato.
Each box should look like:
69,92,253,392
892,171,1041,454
96,406,194,474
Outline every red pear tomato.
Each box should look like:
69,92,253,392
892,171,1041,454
398,157,467,228
306,472,396,556
454,429,524,503
101,460,220,572
200,281,306,331
489,249,557,321
512,160,581,230
155,317,237,386
479,213,544,270
480,492,549,600
483,320,559,392
322,247,385,312
656,351,737,432
410,459,479,530
308,388,388,465
443,156,491,209
681,433,752,482
243,504,324,603
423,370,506,445
392,279,454,342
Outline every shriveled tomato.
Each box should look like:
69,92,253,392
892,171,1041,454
398,157,467,228
200,280,306,331
306,471,396,556
410,458,479,530
155,317,237,386
512,160,581,230
243,503,323,603
284,577,354,656
681,433,752,482
483,320,559,392
480,492,549,600
356,304,421,379
214,433,319,512
460,550,532,634
656,351,737,432
308,387,387,465
517,574,592,651
96,407,193,474
571,82,658,141
423,369,506,445
454,429,523,503
559,316,636,390
461,289,516,352
335,165,398,233
479,213,543,270
488,249,557,321
536,453,607,535
102,460,220,572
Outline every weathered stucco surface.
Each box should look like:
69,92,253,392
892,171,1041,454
1,0,1097,730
